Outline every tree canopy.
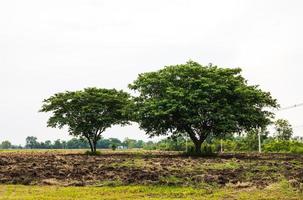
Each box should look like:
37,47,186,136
40,87,131,154
129,61,278,154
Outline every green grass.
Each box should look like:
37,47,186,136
159,175,184,185
202,161,240,170
108,157,145,168
0,181,301,200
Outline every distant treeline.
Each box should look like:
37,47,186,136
0,137,146,149
144,134,303,154
23,137,145,149
0,136,148,150
1,132,303,154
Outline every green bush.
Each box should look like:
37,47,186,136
85,150,101,156
185,143,216,156
111,144,117,151
290,146,303,154
145,135,303,154
263,140,303,153
201,144,216,156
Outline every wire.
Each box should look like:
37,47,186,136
293,125,303,129
275,102,303,111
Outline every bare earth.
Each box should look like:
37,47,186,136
0,151,302,190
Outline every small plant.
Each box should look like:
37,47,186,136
85,150,101,156
185,143,216,156
201,144,215,156
111,144,117,151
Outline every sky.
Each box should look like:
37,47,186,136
1,0,303,145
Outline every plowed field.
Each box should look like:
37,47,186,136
0,151,302,191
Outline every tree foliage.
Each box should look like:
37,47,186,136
129,61,278,154
25,136,39,149
40,87,131,154
274,119,293,141
0,140,12,149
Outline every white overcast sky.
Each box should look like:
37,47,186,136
1,0,303,145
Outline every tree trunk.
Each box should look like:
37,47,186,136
194,141,202,154
88,140,94,153
85,136,94,154
93,140,97,154
186,128,207,155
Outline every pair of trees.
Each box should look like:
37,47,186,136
40,61,278,154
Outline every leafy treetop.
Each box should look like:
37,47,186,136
40,87,131,153
129,61,278,154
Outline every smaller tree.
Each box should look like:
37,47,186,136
0,140,12,149
123,138,136,149
135,140,144,148
44,140,52,149
40,88,131,154
274,119,293,141
53,139,63,149
25,136,39,149
108,138,122,149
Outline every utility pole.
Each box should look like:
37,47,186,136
258,128,262,153
185,137,188,153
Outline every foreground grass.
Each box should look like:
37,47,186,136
0,182,301,200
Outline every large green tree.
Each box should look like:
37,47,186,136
40,88,131,154
129,61,278,154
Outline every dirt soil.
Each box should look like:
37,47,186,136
0,151,302,188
